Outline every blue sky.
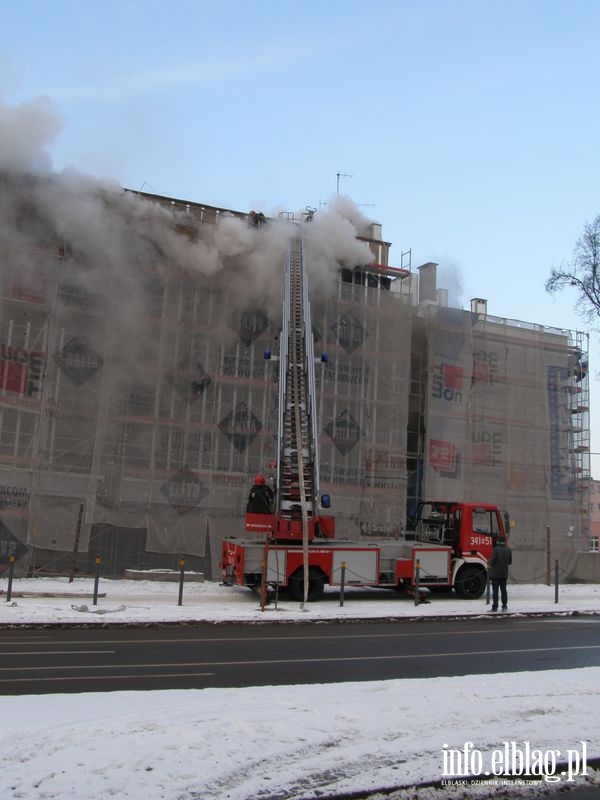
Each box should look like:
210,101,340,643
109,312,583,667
2,0,600,470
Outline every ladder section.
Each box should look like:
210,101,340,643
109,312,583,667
277,236,318,522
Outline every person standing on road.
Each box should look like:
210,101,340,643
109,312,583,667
488,536,512,612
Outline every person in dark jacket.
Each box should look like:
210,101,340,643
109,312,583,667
246,474,274,514
488,536,512,611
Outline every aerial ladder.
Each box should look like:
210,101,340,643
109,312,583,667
275,231,323,605
258,228,332,606
276,233,319,539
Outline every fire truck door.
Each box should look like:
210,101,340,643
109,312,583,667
266,549,287,584
330,550,378,586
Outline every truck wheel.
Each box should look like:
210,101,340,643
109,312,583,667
454,565,486,599
288,567,325,602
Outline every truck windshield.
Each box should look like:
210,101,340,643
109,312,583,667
472,509,499,535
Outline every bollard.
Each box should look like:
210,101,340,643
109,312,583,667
340,561,346,607
6,554,16,603
93,555,101,606
178,558,186,606
554,559,559,604
414,558,421,606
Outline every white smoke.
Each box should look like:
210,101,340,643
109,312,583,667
0,95,378,366
303,197,374,295
0,94,62,174
325,195,374,238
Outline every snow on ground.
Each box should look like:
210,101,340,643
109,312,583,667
1,577,599,800
2,575,600,624
1,669,599,800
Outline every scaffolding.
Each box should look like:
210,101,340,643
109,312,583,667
420,307,589,579
0,175,590,580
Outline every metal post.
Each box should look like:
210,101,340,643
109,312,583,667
259,535,269,612
6,555,16,602
178,558,185,607
340,561,346,607
554,559,559,604
486,571,491,605
414,558,421,607
93,555,101,606
69,503,84,583
546,526,551,586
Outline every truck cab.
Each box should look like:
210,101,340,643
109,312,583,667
407,501,511,599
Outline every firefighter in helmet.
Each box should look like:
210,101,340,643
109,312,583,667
246,474,274,513
249,210,266,228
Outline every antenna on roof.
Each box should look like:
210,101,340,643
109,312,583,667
136,181,156,197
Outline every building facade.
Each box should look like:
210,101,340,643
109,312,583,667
0,175,590,581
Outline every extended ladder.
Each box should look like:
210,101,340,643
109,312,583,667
276,234,320,531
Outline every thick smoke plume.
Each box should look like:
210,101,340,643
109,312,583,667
0,94,62,174
0,94,375,379
303,197,373,295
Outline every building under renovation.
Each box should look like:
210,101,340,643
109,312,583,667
0,173,591,582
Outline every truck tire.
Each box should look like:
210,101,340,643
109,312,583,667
454,565,486,599
288,567,326,602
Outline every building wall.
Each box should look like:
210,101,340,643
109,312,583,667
0,176,590,580
420,306,588,580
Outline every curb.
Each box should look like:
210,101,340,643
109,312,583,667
0,608,598,630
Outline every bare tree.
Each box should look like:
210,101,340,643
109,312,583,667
546,215,600,323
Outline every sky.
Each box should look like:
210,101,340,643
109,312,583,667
1,577,599,799
2,0,600,467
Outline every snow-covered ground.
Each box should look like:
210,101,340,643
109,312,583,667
2,575,600,624
1,577,599,800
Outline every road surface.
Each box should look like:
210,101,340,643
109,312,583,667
1,615,599,694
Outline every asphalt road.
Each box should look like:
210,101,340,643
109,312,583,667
1,615,600,695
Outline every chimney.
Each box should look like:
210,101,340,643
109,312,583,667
437,288,449,307
369,222,383,240
418,262,438,303
470,297,487,315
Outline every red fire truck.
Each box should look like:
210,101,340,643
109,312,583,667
221,221,510,603
222,499,510,602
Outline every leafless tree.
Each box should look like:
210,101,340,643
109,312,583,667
546,215,600,322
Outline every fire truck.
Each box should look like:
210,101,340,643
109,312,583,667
221,218,510,604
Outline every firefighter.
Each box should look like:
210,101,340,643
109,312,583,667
488,536,512,612
246,474,274,513
249,211,266,228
